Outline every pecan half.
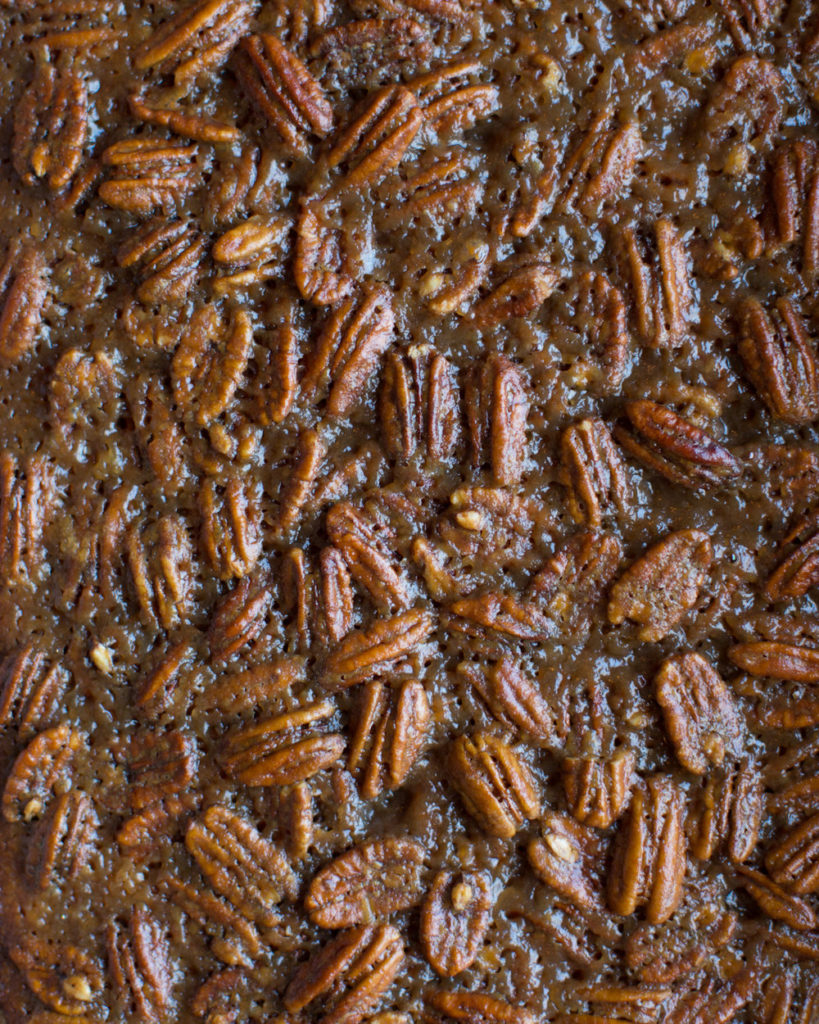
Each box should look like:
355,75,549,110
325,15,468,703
689,760,762,864
655,652,743,774
563,747,636,829
129,91,241,144
13,64,87,189
108,908,172,1022
126,729,196,812
739,297,819,423
728,640,819,681
305,836,425,928
423,990,536,1024
235,34,333,154
199,476,262,581
9,938,103,1016
765,138,819,279
737,865,817,930
26,790,98,891
186,805,297,932
135,0,253,88
294,199,356,305
0,452,57,585
471,263,561,328
0,244,48,367
704,55,786,152
765,510,819,600
560,419,630,527
609,776,687,923
117,219,206,305
0,645,67,737
619,219,695,349
127,514,196,630
608,529,712,642
328,85,423,190
302,285,395,416
285,924,404,1024
766,812,819,894
348,679,430,799
447,730,540,838
615,400,742,489
2,723,83,823
380,344,460,463
465,354,529,486
99,136,201,214
208,572,273,662
281,547,355,653
162,874,264,965
323,608,435,689
458,658,556,747
528,812,608,912
420,870,492,977
220,699,344,787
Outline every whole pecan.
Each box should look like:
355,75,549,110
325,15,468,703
654,652,743,774
608,529,712,642
608,775,687,923
447,730,540,837
420,869,492,976
739,297,819,423
616,400,742,489
305,836,425,928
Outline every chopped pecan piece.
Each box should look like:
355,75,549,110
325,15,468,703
328,85,423,190
302,285,395,417
26,791,98,890
739,297,819,424
458,657,556,747
608,529,712,642
688,760,762,864
609,775,687,923
420,870,492,977
0,645,66,737
127,514,196,630
560,419,630,527
704,55,786,153
529,530,623,639
766,812,819,894
471,263,561,328
465,354,529,486
235,34,333,154
323,608,435,689
135,0,253,88
199,476,262,581
117,219,206,305
186,805,297,932
423,988,536,1024
618,218,695,349
379,344,460,463
615,401,742,489
305,836,425,928
765,138,819,279
2,723,83,822
13,64,87,189
209,572,273,661
172,305,253,428
220,699,344,787
0,243,47,367
99,136,201,214
348,679,430,799
737,865,817,930
528,812,608,912
655,653,743,774
284,924,404,1024
108,907,172,1023
447,730,540,838
563,747,636,829
9,938,103,1016
728,640,819,681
